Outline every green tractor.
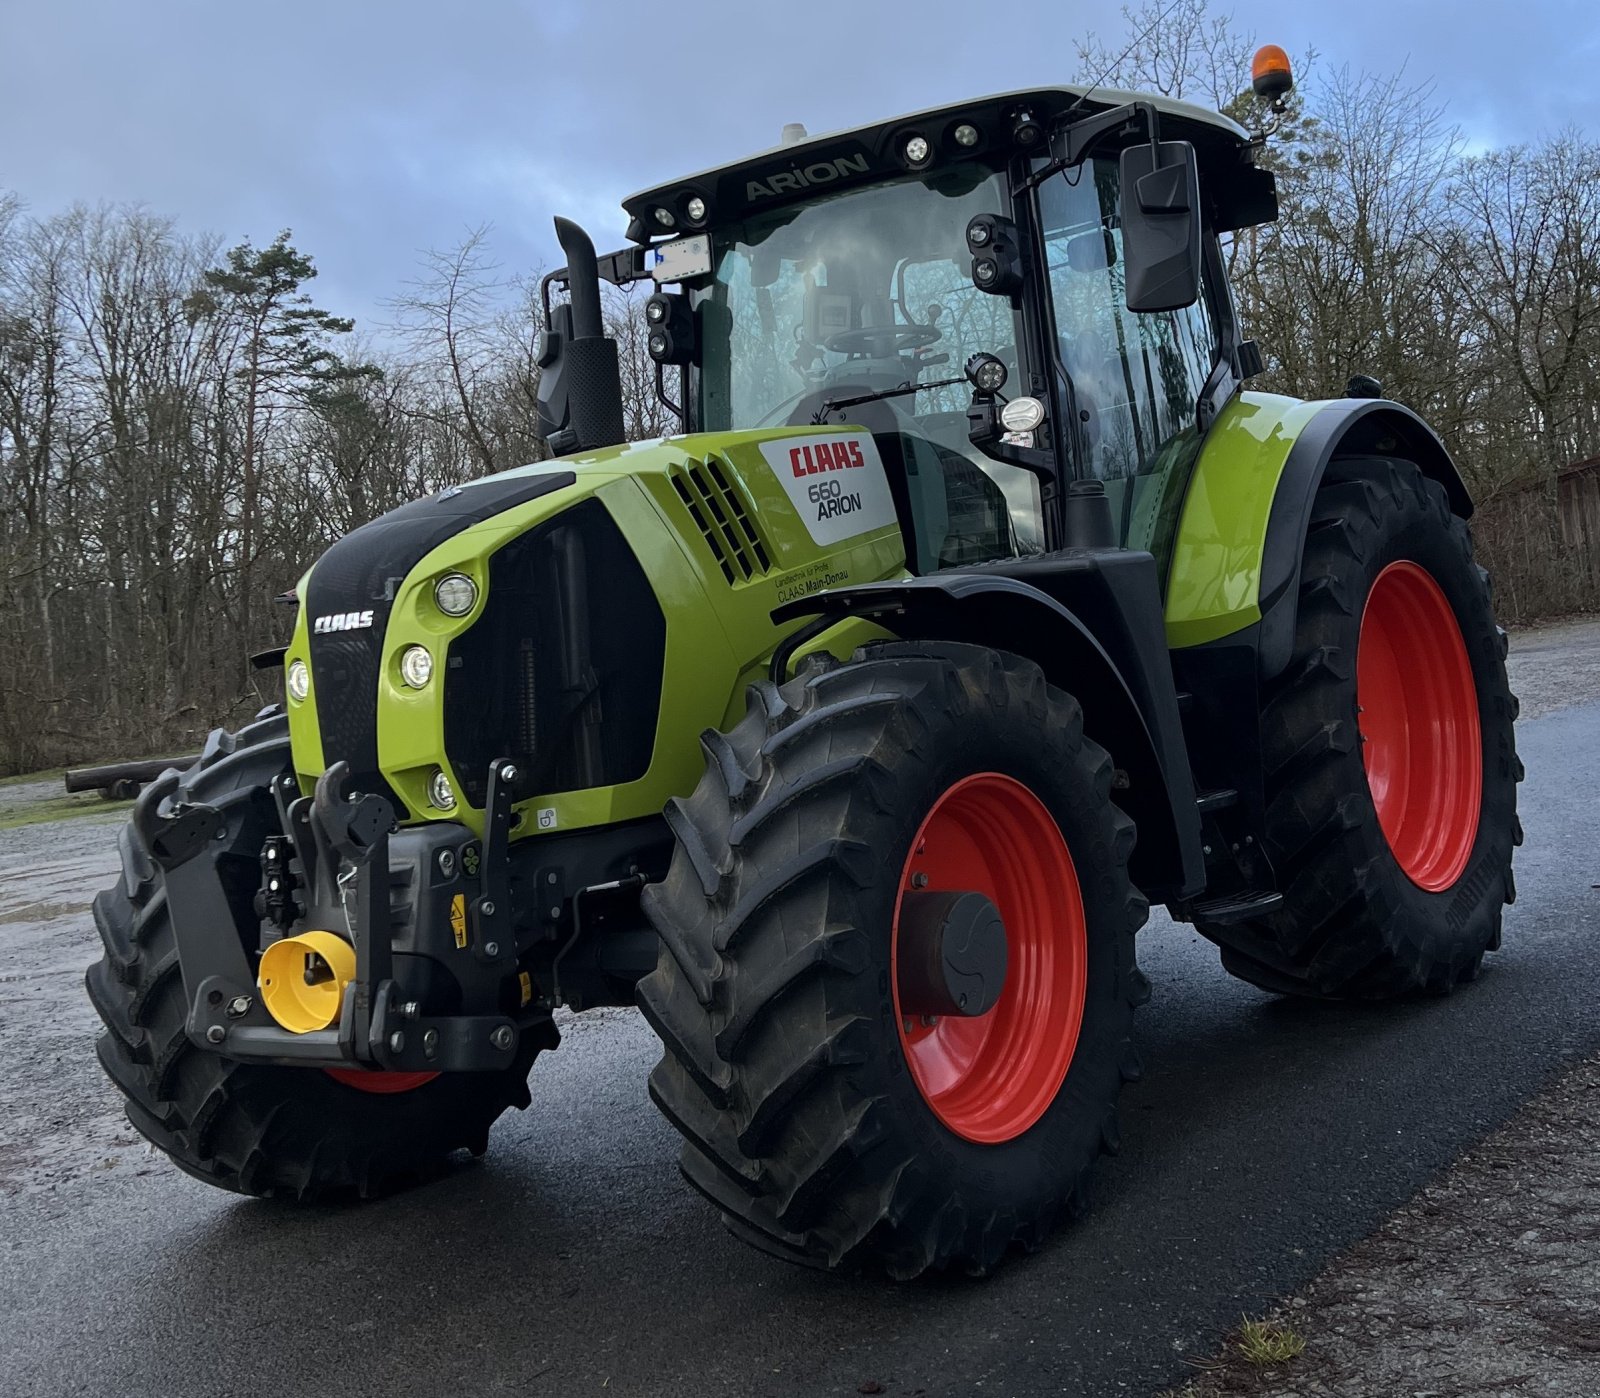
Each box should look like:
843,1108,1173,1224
87,61,1520,1278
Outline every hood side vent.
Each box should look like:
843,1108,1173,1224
670,456,773,584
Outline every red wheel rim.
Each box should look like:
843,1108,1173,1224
891,772,1087,1145
1356,561,1482,891
323,1069,439,1094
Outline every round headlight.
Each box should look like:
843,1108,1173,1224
968,220,992,247
953,123,980,148
1000,395,1046,432
428,769,457,811
653,206,675,228
287,660,309,703
646,298,666,323
400,644,433,689
904,134,931,166
685,195,707,223
434,573,477,617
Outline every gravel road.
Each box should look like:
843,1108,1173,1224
0,619,1595,1398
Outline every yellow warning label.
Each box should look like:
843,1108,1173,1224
519,971,533,1007
450,893,467,949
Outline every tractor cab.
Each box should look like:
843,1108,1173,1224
538,86,1278,574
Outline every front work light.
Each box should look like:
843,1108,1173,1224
966,215,1024,299
287,659,310,703
965,353,1008,396
434,573,478,617
643,292,697,364
400,645,433,690
428,768,457,811
903,134,932,166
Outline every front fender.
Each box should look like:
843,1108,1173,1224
774,567,1204,902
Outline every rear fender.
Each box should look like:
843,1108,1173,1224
1257,400,1472,677
1164,392,1472,678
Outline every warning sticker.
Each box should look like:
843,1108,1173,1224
756,433,897,547
450,893,467,950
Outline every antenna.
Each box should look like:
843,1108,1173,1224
1060,0,1190,126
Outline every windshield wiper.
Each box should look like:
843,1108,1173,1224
811,376,964,425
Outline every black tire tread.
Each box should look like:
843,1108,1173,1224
85,713,541,1200
640,643,1148,1277
1197,457,1520,998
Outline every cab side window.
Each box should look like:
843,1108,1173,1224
1038,156,1218,553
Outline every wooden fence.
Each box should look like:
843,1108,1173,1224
1470,461,1600,625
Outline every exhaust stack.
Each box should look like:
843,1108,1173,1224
535,218,626,456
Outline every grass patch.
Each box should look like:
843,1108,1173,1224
0,767,66,789
0,790,132,832
1232,1317,1306,1367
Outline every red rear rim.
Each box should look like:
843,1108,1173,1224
324,1069,440,1094
891,772,1087,1145
1356,561,1482,891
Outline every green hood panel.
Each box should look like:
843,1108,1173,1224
284,429,906,836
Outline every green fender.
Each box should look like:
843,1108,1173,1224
1164,392,1473,673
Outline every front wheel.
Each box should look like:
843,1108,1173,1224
638,643,1149,1277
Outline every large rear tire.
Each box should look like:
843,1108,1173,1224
85,714,544,1198
639,643,1149,1277
1196,458,1521,997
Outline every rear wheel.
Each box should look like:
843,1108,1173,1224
1196,458,1520,997
84,715,545,1198
639,643,1148,1277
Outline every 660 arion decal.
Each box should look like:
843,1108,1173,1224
758,432,897,546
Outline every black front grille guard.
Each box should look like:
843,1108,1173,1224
137,758,529,1074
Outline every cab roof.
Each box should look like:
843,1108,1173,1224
622,86,1256,241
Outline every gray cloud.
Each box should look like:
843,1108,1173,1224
3,0,1594,328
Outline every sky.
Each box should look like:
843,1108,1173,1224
3,0,1597,332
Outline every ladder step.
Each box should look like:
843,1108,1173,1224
1195,788,1238,814
1189,890,1283,924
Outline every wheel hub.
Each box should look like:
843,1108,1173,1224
892,771,1087,1145
895,889,1008,1019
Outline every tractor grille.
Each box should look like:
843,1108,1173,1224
442,499,665,808
302,469,576,818
670,456,773,584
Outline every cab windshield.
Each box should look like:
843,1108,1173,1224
691,168,1044,562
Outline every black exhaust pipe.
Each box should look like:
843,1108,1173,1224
549,217,625,452
555,217,605,340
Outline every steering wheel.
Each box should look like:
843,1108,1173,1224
823,324,941,357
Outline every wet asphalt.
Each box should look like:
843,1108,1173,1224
1,690,1597,1398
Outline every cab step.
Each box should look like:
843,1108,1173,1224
1195,788,1238,814
1188,890,1283,924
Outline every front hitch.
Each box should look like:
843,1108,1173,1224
140,760,529,1074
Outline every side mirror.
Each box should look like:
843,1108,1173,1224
1119,139,1202,313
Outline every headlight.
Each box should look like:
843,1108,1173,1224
400,644,433,689
434,573,477,616
428,769,457,811
287,660,310,703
